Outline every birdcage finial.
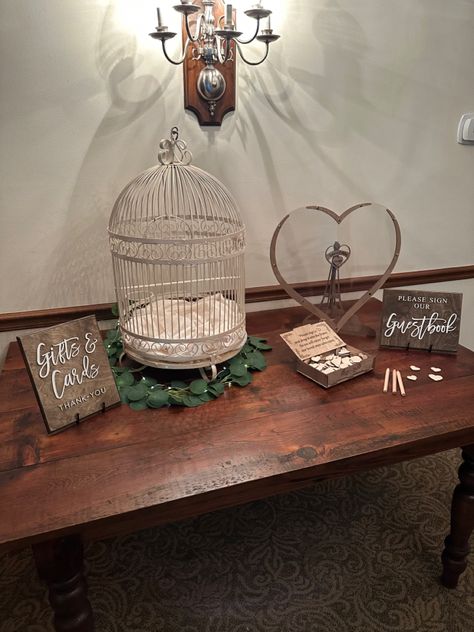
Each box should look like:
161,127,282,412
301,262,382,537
158,126,192,166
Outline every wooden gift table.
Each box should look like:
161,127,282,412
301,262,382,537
0,300,473,632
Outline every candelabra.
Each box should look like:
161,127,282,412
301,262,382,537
150,1,280,125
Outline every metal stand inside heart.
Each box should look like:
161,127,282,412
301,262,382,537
320,241,351,319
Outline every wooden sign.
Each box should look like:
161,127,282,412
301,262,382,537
380,289,463,353
281,322,345,361
17,316,120,434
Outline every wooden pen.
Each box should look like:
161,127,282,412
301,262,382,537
396,370,406,397
392,369,397,395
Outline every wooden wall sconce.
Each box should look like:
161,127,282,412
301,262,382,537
149,1,280,127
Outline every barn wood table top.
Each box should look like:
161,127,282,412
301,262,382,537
1,299,474,551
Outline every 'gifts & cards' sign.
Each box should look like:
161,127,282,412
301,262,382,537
18,316,120,434
380,289,463,353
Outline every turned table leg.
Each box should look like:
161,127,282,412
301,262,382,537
32,534,95,632
441,446,474,588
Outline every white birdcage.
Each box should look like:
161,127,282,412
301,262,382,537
108,127,246,370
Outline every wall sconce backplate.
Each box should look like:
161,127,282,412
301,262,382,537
182,2,236,126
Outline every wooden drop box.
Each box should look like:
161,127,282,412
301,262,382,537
296,344,375,388
280,321,375,389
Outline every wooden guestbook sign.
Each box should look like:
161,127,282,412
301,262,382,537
18,316,120,434
379,289,463,353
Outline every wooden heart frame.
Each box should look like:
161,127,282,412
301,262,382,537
270,202,402,332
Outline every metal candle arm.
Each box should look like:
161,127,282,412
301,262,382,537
236,17,260,45
184,13,203,43
236,40,269,66
216,36,233,65
161,38,190,66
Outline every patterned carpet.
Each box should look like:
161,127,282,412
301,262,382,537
1,449,473,632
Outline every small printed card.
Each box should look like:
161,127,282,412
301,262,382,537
281,321,345,361
17,315,120,434
379,289,463,353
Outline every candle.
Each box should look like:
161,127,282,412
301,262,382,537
226,4,233,26
267,15,271,30
156,7,162,28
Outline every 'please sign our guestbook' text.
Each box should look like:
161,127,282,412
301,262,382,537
379,289,463,353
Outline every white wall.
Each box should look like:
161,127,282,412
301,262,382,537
1,0,473,356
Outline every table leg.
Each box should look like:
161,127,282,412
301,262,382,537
441,445,474,588
32,534,95,631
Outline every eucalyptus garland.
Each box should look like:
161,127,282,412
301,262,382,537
104,317,272,410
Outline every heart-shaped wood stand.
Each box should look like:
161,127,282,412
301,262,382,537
270,202,402,335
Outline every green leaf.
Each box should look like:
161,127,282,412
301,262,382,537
169,393,184,405
106,344,118,357
119,390,129,404
112,365,129,374
248,336,272,350
170,380,188,389
111,304,119,317
182,394,205,407
232,373,252,387
251,341,271,351
199,392,214,402
116,371,135,388
147,389,169,408
189,379,208,395
125,383,148,401
245,350,266,371
208,382,225,396
229,359,247,377
129,399,148,411
105,329,118,342
140,376,158,387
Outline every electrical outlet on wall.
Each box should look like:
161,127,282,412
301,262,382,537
457,114,474,144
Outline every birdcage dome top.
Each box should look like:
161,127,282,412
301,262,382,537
109,127,243,243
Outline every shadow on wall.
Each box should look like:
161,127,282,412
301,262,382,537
230,0,373,278
233,0,383,198
45,2,173,308
289,0,373,143
94,2,172,136
286,0,425,196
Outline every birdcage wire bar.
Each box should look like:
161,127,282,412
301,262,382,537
109,128,246,370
